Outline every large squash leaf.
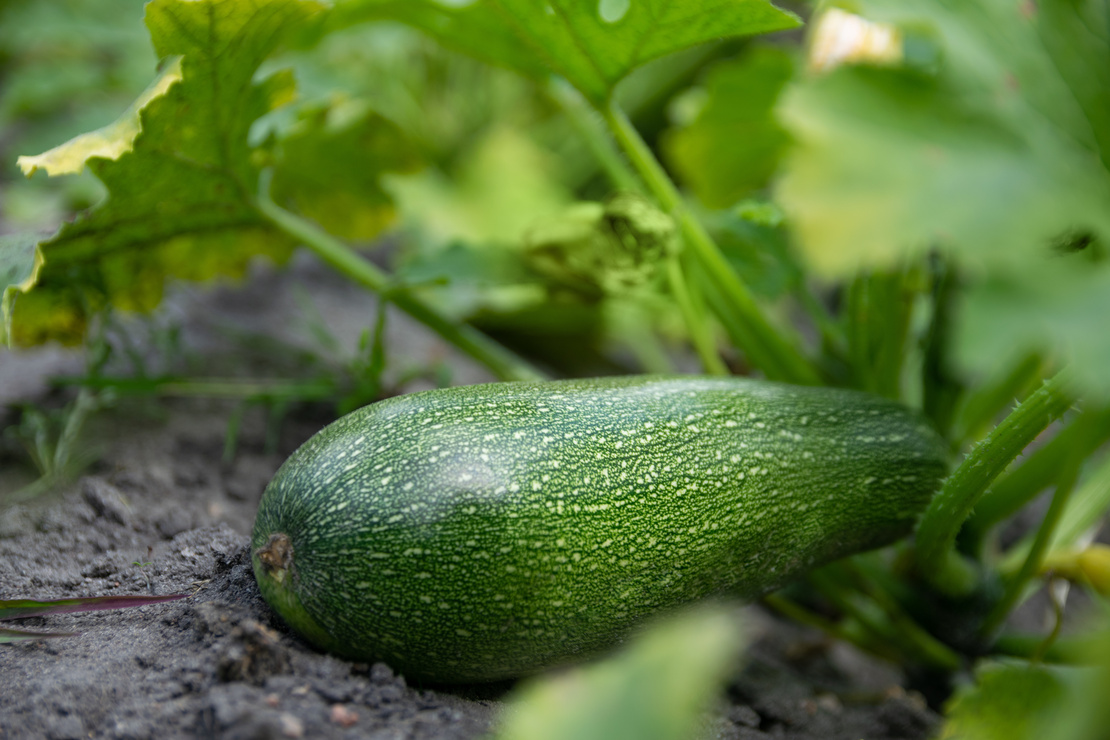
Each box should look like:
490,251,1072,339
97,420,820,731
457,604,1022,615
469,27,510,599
337,0,800,105
778,0,1110,275
4,0,324,346
776,1,1110,398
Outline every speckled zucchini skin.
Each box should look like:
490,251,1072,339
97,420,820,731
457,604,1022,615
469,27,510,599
251,376,946,683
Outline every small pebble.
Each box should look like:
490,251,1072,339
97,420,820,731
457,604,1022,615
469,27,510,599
330,704,359,728
279,713,304,738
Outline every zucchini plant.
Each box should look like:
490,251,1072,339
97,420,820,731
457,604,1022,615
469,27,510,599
3,0,1110,736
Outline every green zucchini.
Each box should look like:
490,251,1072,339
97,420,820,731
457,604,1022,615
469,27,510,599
252,376,946,683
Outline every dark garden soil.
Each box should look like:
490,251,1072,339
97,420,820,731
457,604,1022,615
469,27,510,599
0,257,940,740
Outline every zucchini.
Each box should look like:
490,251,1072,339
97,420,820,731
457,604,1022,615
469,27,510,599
252,376,945,683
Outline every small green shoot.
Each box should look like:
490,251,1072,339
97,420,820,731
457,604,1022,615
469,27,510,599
4,387,108,503
131,546,155,591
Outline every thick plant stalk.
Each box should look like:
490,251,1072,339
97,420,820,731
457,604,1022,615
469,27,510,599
256,176,546,384
600,100,819,385
915,370,1075,596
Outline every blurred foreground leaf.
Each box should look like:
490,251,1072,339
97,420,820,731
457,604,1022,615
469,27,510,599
340,0,799,104
942,633,1110,740
777,1,1110,399
495,604,745,740
940,661,1067,740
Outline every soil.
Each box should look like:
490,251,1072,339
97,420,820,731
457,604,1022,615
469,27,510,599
0,256,940,740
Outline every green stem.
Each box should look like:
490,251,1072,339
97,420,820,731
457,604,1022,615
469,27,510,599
599,100,819,385
256,174,546,383
840,561,962,671
807,570,918,665
547,79,642,194
915,370,1075,596
762,593,902,664
980,452,1080,640
666,256,727,375
992,632,1105,665
920,257,964,439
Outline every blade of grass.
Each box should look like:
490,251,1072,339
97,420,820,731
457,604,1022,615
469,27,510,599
0,627,79,643
0,593,186,620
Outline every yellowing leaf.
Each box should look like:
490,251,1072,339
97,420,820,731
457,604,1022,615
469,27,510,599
5,0,325,346
0,234,44,345
16,59,183,177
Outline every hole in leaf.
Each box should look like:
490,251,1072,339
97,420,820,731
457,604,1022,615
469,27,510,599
598,0,630,24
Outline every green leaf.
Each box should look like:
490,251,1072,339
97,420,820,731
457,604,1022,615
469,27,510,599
777,2,1110,276
342,0,800,104
941,650,1110,740
703,202,802,300
5,0,325,346
494,604,744,740
940,661,1068,740
270,102,423,241
661,46,794,208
